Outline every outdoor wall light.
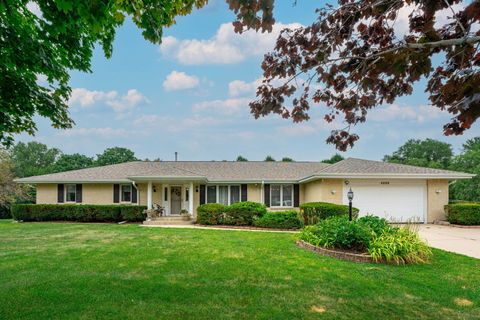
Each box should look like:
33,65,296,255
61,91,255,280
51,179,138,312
435,189,442,194
330,190,336,195
344,180,350,185
153,186,157,193
195,187,199,193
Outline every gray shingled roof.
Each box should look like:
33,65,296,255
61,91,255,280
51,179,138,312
15,158,474,183
304,158,474,179
14,161,330,183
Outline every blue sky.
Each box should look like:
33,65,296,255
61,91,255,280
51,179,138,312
18,0,479,161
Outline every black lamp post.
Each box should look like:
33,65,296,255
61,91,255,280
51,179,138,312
347,188,354,221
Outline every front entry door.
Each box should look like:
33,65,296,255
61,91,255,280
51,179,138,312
170,186,182,215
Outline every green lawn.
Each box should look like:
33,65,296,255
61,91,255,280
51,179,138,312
0,220,479,319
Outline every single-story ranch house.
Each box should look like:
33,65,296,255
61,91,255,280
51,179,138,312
15,158,474,223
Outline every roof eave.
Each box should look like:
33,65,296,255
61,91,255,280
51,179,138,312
14,178,132,184
299,173,475,183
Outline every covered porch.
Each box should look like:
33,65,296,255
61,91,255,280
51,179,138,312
130,177,206,218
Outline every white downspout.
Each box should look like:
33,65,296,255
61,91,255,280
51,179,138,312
132,181,139,205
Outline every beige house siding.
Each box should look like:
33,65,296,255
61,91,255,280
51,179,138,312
36,184,57,204
303,179,343,204
427,179,449,222
82,184,114,204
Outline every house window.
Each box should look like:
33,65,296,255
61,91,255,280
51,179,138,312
65,184,76,202
207,186,217,203
270,184,293,207
230,185,240,204
121,184,132,202
206,185,241,205
218,186,229,205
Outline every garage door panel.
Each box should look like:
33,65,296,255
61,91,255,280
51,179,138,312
343,180,426,222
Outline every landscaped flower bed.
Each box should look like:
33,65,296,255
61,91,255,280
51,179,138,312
299,216,432,264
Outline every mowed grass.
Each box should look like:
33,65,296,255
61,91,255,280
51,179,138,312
0,220,479,320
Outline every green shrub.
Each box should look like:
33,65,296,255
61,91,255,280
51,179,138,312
368,227,432,264
300,202,359,225
10,204,146,222
196,203,227,225
357,215,391,236
445,203,480,225
120,206,147,222
253,210,303,229
300,216,371,251
224,201,267,226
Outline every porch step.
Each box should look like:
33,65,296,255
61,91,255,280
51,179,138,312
143,216,194,226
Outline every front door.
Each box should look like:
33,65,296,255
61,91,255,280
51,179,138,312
170,186,182,215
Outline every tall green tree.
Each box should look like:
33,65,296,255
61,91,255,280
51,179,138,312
11,141,61,177
383,139,453,169
236,155,248,162
321,154,344,164
450,137,480,202
96,147,137,166
1,0,208,146
264,155,275,162
52,153,94,173
0,149,33,217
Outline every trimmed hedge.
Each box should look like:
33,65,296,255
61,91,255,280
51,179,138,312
196,202,268,226
11,204,147,222
224,201,267,226
300,202,359,225
253,210,303,229
196,203,226,225
445,203,480,225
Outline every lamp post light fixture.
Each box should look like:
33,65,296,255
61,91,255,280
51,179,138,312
347,188,354,221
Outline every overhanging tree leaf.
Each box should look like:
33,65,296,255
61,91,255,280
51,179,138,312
0,0,208,147
231,0,480,150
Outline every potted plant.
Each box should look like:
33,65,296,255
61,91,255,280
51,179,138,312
180,209,191,221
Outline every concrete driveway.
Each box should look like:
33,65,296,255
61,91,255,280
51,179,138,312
418,225,480,259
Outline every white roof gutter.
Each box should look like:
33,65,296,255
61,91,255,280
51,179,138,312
299,173,475,183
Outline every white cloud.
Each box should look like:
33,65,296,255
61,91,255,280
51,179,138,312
69,88,148,112
162,71,200,91
69,88,117,108
160,22,302,65
228,78,262,97
369,104,446,123
107,89,148,112
192,98,251,115
60,127,130,139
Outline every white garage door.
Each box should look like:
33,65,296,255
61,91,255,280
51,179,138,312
342,179,427,223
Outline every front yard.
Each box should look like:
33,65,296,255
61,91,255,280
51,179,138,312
0,220,479,319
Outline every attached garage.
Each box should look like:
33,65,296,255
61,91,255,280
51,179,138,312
342,179,427,223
